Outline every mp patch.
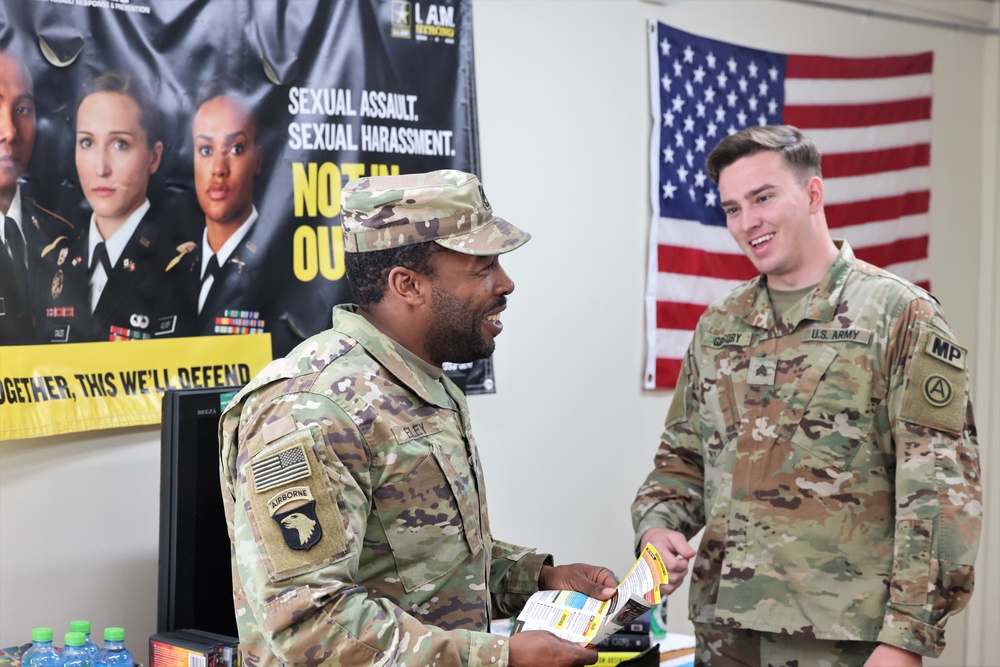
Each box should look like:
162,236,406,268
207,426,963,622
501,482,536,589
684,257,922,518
925,332,967,369
900,325,968,434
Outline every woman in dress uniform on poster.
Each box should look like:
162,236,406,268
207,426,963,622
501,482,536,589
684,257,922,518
38,69,197,343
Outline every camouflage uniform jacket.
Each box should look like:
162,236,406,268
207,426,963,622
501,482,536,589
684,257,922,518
219,305,550,666
632,242,981,657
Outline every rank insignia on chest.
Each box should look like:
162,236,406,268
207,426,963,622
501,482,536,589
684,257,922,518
747,357,777,386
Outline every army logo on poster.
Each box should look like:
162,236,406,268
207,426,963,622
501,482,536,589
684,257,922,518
922,374,953,407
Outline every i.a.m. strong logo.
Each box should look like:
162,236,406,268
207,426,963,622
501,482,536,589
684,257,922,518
391,1,456,43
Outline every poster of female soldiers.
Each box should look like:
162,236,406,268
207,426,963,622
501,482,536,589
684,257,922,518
0,0,488,439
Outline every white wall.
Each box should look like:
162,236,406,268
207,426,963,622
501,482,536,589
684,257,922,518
1,2,996,665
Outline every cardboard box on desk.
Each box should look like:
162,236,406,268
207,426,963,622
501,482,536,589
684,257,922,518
149,631,233,667
170,630,239,667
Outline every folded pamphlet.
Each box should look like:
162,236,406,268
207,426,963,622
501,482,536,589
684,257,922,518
511,543,668,647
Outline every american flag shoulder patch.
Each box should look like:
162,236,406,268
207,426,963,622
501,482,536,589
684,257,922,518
251,443,312,493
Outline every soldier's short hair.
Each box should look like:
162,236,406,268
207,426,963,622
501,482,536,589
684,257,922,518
77,70,163,147
706,125,821,185
345,241,441,306
194,79,258,135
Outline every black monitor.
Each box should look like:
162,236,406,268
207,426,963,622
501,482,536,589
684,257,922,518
158,386,241,637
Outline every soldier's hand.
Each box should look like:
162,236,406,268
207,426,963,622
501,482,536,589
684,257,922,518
508,630,598,667
539,563,617,599
640,527,696,595
863,644,922,666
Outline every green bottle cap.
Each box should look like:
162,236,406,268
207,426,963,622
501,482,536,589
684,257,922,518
69,620,91,634
64,631,86,647
31,628,53,642
104,627,125,642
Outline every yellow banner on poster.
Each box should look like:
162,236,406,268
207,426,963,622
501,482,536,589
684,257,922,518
0,335,272,441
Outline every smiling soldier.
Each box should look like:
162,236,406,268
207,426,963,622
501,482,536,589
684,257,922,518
220,169,617,667
632,125,981,667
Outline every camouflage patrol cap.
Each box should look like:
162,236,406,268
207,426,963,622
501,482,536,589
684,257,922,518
340,169,530,255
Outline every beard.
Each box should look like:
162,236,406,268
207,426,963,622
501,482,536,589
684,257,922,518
425,285,499,365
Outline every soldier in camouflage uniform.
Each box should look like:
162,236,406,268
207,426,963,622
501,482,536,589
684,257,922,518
220,169,617,666
632,126,981,667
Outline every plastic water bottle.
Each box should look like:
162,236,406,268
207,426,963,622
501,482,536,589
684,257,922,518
69,621,100,661
21,628,60,667
58,632,93,667
94,628,133,667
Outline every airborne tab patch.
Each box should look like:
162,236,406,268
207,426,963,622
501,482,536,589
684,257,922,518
925,333,966,369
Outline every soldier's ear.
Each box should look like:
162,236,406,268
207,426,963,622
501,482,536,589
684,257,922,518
149,141,164,175
386,266,428,307
806,175,824,214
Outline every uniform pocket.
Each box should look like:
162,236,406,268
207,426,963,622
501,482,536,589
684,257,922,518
782,346,872,470
374,442,474,592
889,518,931,606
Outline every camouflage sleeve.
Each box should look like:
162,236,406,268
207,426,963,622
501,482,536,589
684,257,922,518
225,385,509,666
631,351,707,553
878,298,982,657
489,539,553,618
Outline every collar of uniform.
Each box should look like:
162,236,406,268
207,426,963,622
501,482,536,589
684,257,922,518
3,187,24,243
88,198,151,267
730,239,855,330
202,206,258,276
330,304,458,411
797,239,854,324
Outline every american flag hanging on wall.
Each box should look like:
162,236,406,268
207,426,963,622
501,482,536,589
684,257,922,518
644,20,933,389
